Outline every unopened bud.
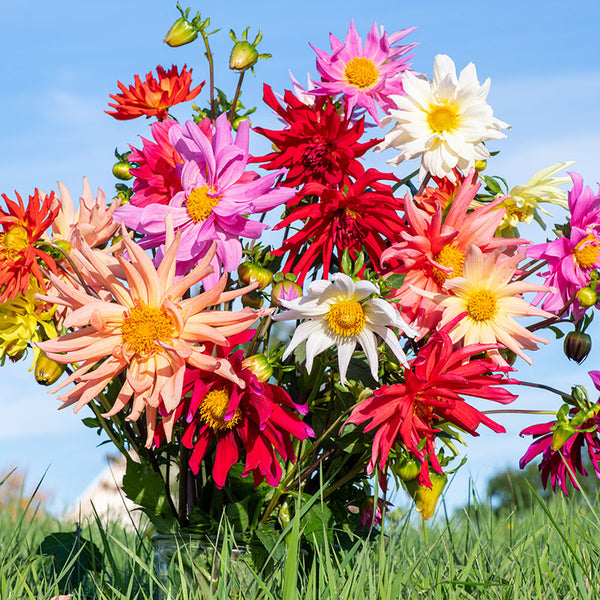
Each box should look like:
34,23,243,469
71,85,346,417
230,41,259,71
576,287,597,307
404,471,447,520
564,331,592,364
237,262,273,291
112,161,133,181
395,456,421,481
164,17,199,47
474,160,487,172
271,280,302,307
34,353,65,386
242,354,273,382
241,290,263,309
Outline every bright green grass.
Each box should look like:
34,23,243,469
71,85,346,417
2,487,600,599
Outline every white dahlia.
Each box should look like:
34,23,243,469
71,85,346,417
378,54,509,181
273,273,417,384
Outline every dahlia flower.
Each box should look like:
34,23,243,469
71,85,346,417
35,226,267,446
378,54,509,181
415,246,555,365
310,20,417,123
346,318,516,485
527,173,600,317
520,381,600,495
175,351,313,487
106,65,204,121
253,84,379,188
128,119,187,207
381,172,526,336
0,189,59,302
272,168,407,284
0,279,57,366
115,114,295,287
497,162,573,234
273,273,417,384
51,178,120,249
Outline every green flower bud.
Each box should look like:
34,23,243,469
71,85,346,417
242,354,273,382
35,353,65,386
237,262,273,291
564,330,592,364
576,287,597,307
164,17,198,47
112,161,133,181
395,456,421,481
271,280,302,307
230,41,259,71
241,290,263,309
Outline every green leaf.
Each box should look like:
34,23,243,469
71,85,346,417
385,273,406,289
122,459,177,532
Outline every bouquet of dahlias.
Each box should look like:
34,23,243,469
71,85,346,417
3,2,600,555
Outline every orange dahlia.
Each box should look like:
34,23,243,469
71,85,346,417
106,64,204,121
0,190,58,302
36,226,267,446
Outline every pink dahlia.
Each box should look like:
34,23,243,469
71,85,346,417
35,227,267,446
115,114,295,287
346,318,516,486
310,20,417,123
527,173,600,318
176,351,313,487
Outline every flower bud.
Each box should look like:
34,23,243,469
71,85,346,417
237,262,273,291
551,423,576,451
576,287,597,307
164,17,198,47
230,41,259,72
242,354,273,382
34,353,65,386
474,160,487,172
241,290,263,309
112,161,133,181
271,280,302,307
404,471,447,520
394,456,421,481
564,330,592,364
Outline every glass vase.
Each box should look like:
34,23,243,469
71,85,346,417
151,533,251,600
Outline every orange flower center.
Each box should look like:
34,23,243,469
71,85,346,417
199,388,242,431
344,57,379,89
0,225,29,260
466,289,498,322
432,244,465,285
574,234,600,269
326,300,366,337
186,186,221,223
121,304,175,355
427,104,459,133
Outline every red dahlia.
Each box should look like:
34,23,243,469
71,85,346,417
0,190,58,302
345,317,517,486
176,351,313,488
252,85,379,188
272,168,405,284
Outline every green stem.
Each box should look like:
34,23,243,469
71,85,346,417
517,380,573,402
229,71,245,123
200,30,215,121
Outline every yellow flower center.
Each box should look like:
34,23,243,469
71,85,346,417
199,389,242,432
0,225,29,260
344,57,379,89
466,289,498,322
186,186,221,223
432,244,465,285
326,300,366,337
574,234,600,269
121,304,175,356
427,104,459,133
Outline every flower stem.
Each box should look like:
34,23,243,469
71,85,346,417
516,380,573,402
200,30,215,121
229,71,245,123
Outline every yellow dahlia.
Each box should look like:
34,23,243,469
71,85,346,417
36,225,267,445
415,246,556,365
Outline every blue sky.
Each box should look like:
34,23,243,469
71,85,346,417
1,0,599,515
